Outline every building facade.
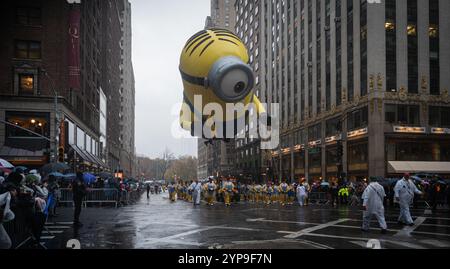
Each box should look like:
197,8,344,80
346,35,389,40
119,0,136,177
0,0,135,174
234,0,450,183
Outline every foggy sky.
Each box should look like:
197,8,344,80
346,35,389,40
131,0,210,158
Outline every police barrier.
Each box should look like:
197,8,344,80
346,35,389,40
59,188,143,208
59,188,74,207
84,188,119,208
308,192,329,204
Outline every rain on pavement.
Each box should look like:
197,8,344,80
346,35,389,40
42,193,450,249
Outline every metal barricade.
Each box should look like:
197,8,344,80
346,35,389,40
84,188,118,208
308,192,329,204
60,188,74,207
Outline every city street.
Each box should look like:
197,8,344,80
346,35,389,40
43,193,450,249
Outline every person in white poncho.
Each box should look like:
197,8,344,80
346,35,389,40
361,177,388,234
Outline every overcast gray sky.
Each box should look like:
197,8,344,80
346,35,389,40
131,0,210,158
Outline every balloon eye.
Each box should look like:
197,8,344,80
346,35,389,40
234,81,246,94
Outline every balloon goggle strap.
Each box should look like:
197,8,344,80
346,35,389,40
180,68,209,88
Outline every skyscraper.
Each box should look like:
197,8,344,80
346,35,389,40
235,0,450,182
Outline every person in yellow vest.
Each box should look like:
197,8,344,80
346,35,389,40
223,178,235,206
204,178,217,206
279,180,289,206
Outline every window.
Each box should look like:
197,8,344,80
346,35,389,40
407,0,418,93
326,117,341,137
385,104,420,125
14,40,41,59
308,123,322,141
16,7,42,26
429,0,440,95
347,107,368,131
19,74,34,95
429,106,450,128
386,0,397,92
6,111,50,139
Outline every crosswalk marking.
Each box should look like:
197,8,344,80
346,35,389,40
395,217,427,237
285,219,350,239
40,236,56,240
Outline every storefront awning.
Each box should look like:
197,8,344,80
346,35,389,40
70,144,93,165
388,161,450,174
0,146,46,166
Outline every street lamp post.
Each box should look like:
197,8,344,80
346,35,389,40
41,69,60,164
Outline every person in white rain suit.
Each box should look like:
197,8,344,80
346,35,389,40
296,183,307,207
191,180,202,206
394,173,423,226
361,178,387,234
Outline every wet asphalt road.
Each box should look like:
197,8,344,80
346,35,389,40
43,192,450,249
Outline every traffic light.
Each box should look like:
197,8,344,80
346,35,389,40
58,147,65,163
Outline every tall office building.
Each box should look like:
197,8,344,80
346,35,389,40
235,0,450,182
0,0,136,175
119,0,136,177
0,0,107,170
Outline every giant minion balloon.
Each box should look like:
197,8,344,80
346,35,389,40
179,28,268,140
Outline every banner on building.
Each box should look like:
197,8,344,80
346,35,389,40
68,5,81,89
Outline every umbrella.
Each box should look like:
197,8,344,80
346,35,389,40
320,181,330,186
62,173,76,181
0,158,14,169
98,172,113,179
13,166,28,173
40,163,70,174
83,172,96,185
0,167,12,174
48,172,64,178
25,174,41,185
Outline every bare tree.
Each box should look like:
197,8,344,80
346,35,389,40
160,147,175,181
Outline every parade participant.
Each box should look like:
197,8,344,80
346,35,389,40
279,180,289,206
361,177,388,234
223,178,234,206
288,183,296,205
394,173,423,226
297,182,307,207
264,183,274,205
302,179,311,206
205,178,217,206
272,182,279,204
191,179,202,206
254,182,262,203
168,182,176,202
187,180,194,202
248,183,255,203
176,181,183,200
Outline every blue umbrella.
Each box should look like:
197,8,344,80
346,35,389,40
83,172,96,185
48,172,64,178
62,173,76,181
